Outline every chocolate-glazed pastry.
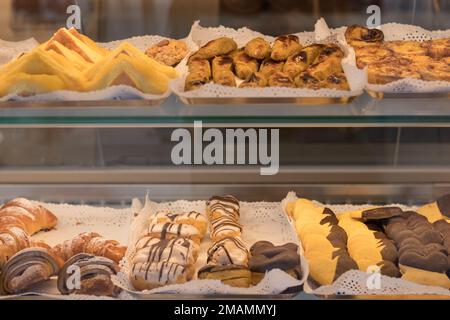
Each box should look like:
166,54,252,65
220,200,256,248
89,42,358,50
249,241,301,285
418,194,450,223
1,248,63,295
259,58,284,77
212,55,236,87
207,237,249,267
356,207,404,221
57,253,120,297
286,199,358,286
268,71,295,88
339,210,400,277
207,195,240,221
239,72,268,88
245,37,272,60
144,222,203,244
383,211,450,289
294,72,321,90
131,261,190,290
271,35,302,61
198,264,252,288
185,58,211,91
152,211,208,237
230,49,259,80
321,73,350,91
190,37,238,60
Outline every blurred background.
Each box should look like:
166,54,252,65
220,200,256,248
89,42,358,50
0,0,448,41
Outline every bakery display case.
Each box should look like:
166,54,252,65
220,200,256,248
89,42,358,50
0,0,449,300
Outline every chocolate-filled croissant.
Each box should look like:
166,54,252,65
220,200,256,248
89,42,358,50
230,49,259,80
212,55,236,87
294,72,321,90
185,58,211,91
259,58,284,77
345,25,384,46
268,72,295,88
271,35,302,61
239,72,268,88
190,37,238,60
283,44,324,79
245,37,271,60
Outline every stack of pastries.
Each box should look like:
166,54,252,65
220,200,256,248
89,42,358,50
198,195,252,287
0,28,178,97
185,36,350,91
287,195,450,290
345,25,450,84
130,211,207,290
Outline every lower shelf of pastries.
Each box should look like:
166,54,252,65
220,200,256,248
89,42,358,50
0,192,449,299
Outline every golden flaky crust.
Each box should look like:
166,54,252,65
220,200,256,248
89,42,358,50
346,25,450,84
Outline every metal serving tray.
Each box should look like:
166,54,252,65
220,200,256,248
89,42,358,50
366,90,450,100
179,96,359,105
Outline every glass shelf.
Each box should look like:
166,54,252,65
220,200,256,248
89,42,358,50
0,93,449,127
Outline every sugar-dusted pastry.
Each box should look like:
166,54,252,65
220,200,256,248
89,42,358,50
339,209,400,278
249,241,302,285
207,195,240,221
345,25,384,47
207,237,249,267
131,261,191,290
286,199,358,286
271,35,302,61
143,222,203,244
145,39,188,66
231,49,259,80
185,58,211,91
245,37,272,60
1,248,63,294
283,44,324,79
239,72,268,88
132,236,198,267
268,71,295,88
198,264,252,288
57,253,120,297
418,194,450,223
211,55,236,87
259,58,284,78
0,198,58,236
52,232,126,264
152,211,207,236
210,216,242,242
190,37,238,60
383,211,450,289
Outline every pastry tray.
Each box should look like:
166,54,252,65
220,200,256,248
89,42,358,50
366,90,450,100
179,95,359,105
0,98,167,109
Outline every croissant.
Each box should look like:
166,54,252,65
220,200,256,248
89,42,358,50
57,253,120,297
0,198,58,235
1,247,63,294
0,226,50,267
52,232,126,264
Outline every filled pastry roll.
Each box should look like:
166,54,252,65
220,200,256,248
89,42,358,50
321,73,350,91
245,37,272,60
190,37,238,60
231,49,259,80
212,55,236,87
198,265,252,288
345,25,384,47
259,58,284,77
283,44,324,79
131,261,191,290
239,72,268,88
268,71,295,88
271,35,302,61
184,58,211,91
294,72,321,90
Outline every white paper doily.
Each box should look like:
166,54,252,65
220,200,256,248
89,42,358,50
113,196,308,296
318,19,450,94
171,20,365,100
0,38,39,66
282,192,450,297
